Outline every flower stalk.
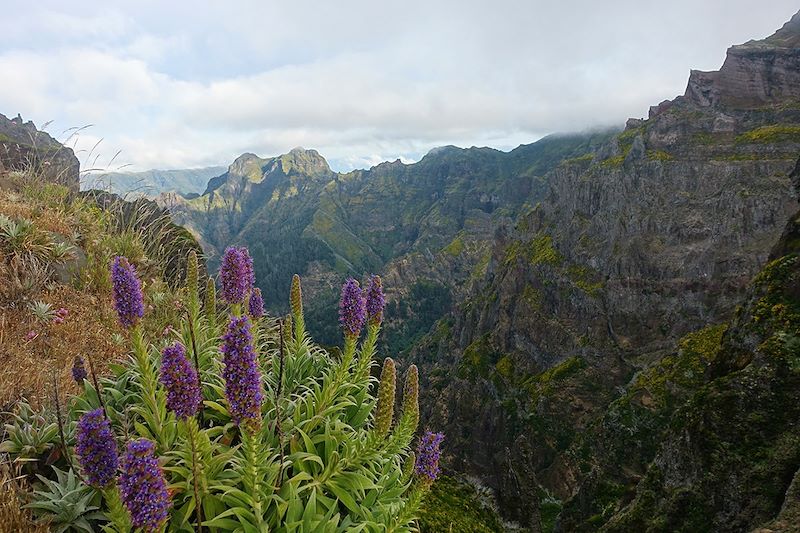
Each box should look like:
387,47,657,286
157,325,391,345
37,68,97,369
290,274,305,343
186,250,200,319
119,439,170,532
219,246,254,306
111,256,144,329
220,315,262,433
374,357,396,439
204,276,216,324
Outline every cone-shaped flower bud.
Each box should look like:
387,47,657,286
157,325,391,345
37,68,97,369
402,364,420,431
204,276,216,319
119,439,170,532
282,314,293,345
374,357,396,438
290,274,303,318
365,274,385,326
219,246,254,305
75,408,119,488
339,278,366,338
248,287,264,319
186,250,199,297
185,250,200,316
72,355,87,384
402,451,416,483
111,256,144,329
414,431,444,483
159,342,202,420
221,315,262,431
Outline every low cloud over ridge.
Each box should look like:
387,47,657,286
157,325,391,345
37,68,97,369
2,1,798,171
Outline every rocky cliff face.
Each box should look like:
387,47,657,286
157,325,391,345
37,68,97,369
407,11,800,530
0,113,80,191
596,195,800,532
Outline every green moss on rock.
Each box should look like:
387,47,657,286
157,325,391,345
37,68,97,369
524,356,587,401
443,235,465,257
647,149,674,161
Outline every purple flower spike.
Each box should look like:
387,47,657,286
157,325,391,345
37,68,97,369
111,256,144,329
221,315,262,430
75,408,119,488
72,356,87,384
159,342,202,420
242,247,255,292
365,275,386,326
248,287,264,319
414,431,444,483
119,439,170,532
339,278,366,338
219,246,255,305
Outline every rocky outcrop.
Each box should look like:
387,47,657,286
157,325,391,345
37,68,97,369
0,113,80,191
684,11,800,109
597,196,800,531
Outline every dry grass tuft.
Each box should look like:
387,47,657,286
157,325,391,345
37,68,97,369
0,460,48,533
0,198,72,236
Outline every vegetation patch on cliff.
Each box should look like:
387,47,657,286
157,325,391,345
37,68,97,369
419,476,506,533
736,124,800,144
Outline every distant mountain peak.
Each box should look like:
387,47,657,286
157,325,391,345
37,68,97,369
276,147,331,177
233,152,261,162
227,152,268,182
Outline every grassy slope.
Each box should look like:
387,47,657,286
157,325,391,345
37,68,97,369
0,171,205,529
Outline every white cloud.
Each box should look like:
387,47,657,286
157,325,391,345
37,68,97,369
1,1,798,172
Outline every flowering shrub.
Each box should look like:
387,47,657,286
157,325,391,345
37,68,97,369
4,248,442,531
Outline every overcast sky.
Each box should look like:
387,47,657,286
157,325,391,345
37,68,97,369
1,1,798,172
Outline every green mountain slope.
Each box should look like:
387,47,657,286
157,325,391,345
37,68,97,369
167,134,614,346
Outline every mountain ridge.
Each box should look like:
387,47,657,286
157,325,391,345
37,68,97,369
83,166,226,198
405,10,800,529
165,130,615,349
